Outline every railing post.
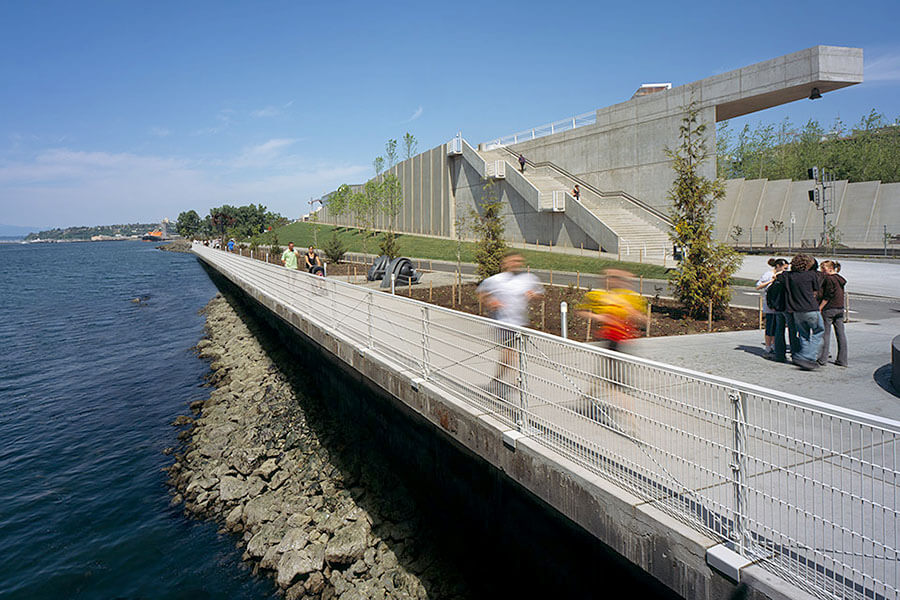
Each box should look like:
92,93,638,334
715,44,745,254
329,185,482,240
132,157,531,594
367,291,374,349
730,390,749,555
516,332,528,431
422,305,430,380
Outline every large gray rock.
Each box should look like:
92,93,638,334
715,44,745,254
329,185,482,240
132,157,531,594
276,528,309,553
243,495,278,526
276,543,325,588
325,521,369,565
218,476,249,501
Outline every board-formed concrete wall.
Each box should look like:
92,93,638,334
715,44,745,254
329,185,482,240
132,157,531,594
716,177,900,248
316,143,454,238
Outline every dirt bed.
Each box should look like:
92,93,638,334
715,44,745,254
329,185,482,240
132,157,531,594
385,282,762,341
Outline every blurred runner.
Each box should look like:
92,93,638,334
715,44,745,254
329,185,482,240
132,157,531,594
575,269,647,435
476,251,543,403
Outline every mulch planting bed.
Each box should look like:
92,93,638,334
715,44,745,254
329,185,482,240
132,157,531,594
386,282,762,340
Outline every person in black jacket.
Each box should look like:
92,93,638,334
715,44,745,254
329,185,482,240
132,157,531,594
817,260,848,366
783,254,825,370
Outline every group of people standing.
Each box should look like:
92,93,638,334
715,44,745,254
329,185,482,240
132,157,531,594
281,242,324,275
756,254,848,370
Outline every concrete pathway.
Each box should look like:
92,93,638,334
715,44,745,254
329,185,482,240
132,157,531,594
630,317,900,421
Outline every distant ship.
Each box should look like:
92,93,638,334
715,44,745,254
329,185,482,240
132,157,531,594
142,230,164,241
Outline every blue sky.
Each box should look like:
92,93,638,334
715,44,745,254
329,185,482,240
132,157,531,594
1,0,898,230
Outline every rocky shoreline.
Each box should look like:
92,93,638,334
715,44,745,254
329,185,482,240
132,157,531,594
157,239,193,253
166,294,467,600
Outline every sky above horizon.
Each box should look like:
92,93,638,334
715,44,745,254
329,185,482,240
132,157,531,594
1,0,899,230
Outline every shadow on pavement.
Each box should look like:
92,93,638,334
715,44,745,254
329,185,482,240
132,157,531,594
873,364,899,398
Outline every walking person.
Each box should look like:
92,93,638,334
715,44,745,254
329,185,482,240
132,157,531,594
817,260,848,366
572,184,581,200
756,258,788,357
518,153,526,173
476,251,543,402
783,254,824,370
281,242,300,270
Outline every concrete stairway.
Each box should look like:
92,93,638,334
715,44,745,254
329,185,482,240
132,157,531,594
478,147,671,257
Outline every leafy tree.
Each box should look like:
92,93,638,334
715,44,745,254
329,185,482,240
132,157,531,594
176,210,201,238
403,132,418,160
470,179,507,280
373,156,385,176
668,104,741,318
825,222,843,255
729,225,743,245
210,208,236,241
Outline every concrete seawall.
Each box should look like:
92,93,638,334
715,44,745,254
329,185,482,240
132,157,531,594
194,249,815,600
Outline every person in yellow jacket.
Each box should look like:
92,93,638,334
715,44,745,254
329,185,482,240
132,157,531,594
575,269,647,435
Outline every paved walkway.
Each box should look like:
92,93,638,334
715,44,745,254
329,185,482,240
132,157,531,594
630,317,900,421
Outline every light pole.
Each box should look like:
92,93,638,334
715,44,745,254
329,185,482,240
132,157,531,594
807,166,834,248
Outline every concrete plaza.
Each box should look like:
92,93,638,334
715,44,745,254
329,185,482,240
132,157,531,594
631,317,900,420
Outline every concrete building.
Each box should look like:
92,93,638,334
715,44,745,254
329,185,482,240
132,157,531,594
317,46,879,254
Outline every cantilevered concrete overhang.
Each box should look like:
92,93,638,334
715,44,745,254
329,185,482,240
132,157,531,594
709,45,863,121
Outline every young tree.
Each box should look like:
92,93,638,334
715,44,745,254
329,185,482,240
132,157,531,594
470,179,508,280
373,156,385,176
769,219,785,246
729,225,743,246
378,172,403,258
667,104,741,318
403,132,418,160
384,139,398,169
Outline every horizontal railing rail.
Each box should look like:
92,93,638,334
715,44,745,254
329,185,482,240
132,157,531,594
195,244,899,600
483,111,597,150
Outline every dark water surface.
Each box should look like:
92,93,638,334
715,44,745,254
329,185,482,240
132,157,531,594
0,242,275,599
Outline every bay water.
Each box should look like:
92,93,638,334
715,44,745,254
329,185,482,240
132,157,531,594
0,241,275,599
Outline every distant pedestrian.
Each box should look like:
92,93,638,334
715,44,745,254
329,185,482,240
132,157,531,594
303,246,322,272
783,254,824,370
227,238,235,252
476,251,543,401
281,242,300,270
572,184,581,200
818,260,848,366
756,258,788,357
518,153,526,173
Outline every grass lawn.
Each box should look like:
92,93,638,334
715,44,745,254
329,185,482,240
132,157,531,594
262,221,756,285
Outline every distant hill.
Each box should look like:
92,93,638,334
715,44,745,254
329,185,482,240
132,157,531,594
25,223,161,241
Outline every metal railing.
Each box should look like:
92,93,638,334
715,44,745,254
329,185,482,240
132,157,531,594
483,110,597,150
195,244,899,600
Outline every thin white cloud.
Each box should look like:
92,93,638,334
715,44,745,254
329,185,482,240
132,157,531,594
251,100,295,118
149,126,171,137
406,106,424,122
866,51,900,82
192,108,236,135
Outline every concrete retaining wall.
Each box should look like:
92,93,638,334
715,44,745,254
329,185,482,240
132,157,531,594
195,250,816,600
716,178,900,248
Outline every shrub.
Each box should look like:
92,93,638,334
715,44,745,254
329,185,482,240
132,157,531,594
323,231,347,263
379,231,399,259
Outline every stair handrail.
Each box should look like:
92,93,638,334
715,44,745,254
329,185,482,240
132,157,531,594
497,146,673,226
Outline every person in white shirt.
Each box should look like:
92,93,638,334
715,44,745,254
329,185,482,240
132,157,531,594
756,257,788,357
476,252,543,400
